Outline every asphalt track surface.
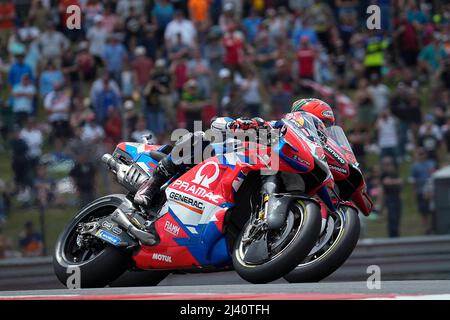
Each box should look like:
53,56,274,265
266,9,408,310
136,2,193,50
1,281,450,299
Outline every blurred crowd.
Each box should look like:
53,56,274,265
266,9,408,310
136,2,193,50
1,0,450,257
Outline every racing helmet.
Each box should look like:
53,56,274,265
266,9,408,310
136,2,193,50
291,98,335,127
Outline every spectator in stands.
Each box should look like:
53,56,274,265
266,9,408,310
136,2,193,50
367,73,390,115
39,62,64,99
76,41,97,82
238,68,263,117
0,0,16,48
131,116,155,144
91,74,121,125
270,80,292,118
222,22,245,70
132,46,153,90
44,82,72,141
8,50,33,88
418,33,448,77
381,156,403,238
376,109,400,166
418,114,442,164
409,148,437,233
19,221,43,257
138,24,158,61
188,48,211,97
149,59,174,126
242,8,262,44
70,151,97,208
35,21,70,67
11,74,36,126
103,34,128,83
297,36,317,82
80,113,105,144
152,0,175,45
179,79,207,131
34,163,55,208
165,10,197,49
10,126,31,196
255,33,278,84
19,117,43,175
86,14,108,65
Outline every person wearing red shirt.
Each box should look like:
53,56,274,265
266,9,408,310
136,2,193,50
0,0,15,47
170,57,189,96
223,23,245,70
297,36,317,81
395,14,420,66
132,46,154,89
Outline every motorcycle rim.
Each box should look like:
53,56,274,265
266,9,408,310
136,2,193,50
297,208,346,267
61,206,116,265
235,200,306,267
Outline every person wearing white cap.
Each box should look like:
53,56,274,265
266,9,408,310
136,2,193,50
86,15,108,62
132,46,153,89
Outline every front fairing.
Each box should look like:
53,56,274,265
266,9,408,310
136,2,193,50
278,115,329,174
278,115,336,212
327,126,373,215
324,137,351,181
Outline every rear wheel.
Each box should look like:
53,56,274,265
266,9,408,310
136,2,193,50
53,195,132,288
284,205,360,283
232,200,321,284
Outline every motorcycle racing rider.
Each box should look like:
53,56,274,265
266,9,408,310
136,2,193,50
134,98,336,211
134,116,270,209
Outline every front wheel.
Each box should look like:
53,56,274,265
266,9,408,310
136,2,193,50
284,205,360,283
232,200,321,284
53,194,132,288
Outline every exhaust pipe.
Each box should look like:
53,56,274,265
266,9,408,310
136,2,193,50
102,153,119,171
111,207,157,246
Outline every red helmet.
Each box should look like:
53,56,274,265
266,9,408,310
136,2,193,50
291,98,335,127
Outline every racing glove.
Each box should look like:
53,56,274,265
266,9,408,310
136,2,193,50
227,117,268,131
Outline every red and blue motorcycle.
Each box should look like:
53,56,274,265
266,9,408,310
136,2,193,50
54,113,336,287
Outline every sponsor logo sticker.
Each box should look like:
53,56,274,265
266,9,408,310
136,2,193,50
172,180,221,204
96,230,121,246
152,253,172,263
329,165,348,174
324,144,346,165
164,220,180,236
102,221,113,230
192,161,220,188
169,192,205,210
322,110,334,119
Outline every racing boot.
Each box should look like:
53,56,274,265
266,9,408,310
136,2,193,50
134,156,179,209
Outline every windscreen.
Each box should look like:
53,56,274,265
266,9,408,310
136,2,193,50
284,112,321,144
327,125,358,165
